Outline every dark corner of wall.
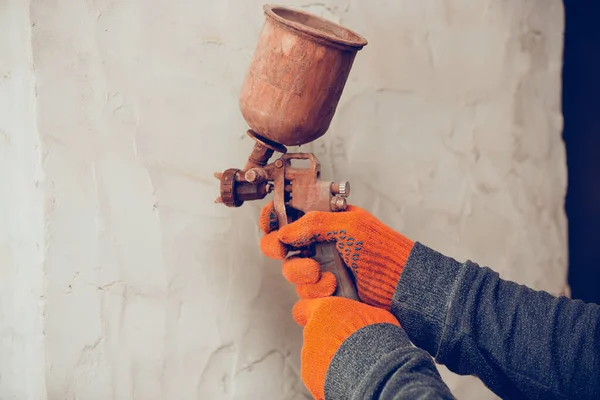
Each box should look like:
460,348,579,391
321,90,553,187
562,0,600,304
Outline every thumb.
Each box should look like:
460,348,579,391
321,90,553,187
278,211,344,248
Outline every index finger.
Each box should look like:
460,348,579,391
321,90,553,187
259,201,279,234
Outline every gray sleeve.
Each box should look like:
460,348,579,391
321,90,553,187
324,323,456,400
391,242,600,400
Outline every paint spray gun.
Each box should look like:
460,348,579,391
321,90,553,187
214,4,368,300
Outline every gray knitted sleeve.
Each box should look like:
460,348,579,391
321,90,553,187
392,242,600,399
324,323,456,399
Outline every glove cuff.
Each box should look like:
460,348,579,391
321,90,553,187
355,224,415,310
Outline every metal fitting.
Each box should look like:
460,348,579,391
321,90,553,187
331,181,350,197
244,168,267,183
330,196,347,211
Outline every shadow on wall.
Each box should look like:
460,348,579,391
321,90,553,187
563,0,600,304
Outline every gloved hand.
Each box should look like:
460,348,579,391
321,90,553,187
259,202,414,309
292,297,400,400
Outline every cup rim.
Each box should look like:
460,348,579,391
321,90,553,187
263,4,368,50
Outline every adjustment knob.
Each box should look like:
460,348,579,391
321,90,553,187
219,168,244,207
331,181,351,198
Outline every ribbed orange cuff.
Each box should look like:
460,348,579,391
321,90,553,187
356,230,414,310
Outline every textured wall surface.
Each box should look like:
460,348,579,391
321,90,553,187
1,0,566,399
0,2,47,399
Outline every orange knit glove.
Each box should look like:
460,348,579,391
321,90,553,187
259,202,414,309
292,297,400,400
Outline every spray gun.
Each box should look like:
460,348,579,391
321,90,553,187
214,4,368,300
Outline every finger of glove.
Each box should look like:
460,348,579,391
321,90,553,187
282,256,321,285
278,211,347,248
293,297,399,328
292,298,320,326
259,201,279,234
296,272,336,299
260,232,288,260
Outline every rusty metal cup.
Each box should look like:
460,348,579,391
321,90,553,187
239,4,368,146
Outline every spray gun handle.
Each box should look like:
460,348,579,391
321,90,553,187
312,242,360,300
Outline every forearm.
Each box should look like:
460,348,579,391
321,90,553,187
392,242,600,399
325,324,456,399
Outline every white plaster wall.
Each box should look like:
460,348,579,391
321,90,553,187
1,0,566,399
0,2,47,398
